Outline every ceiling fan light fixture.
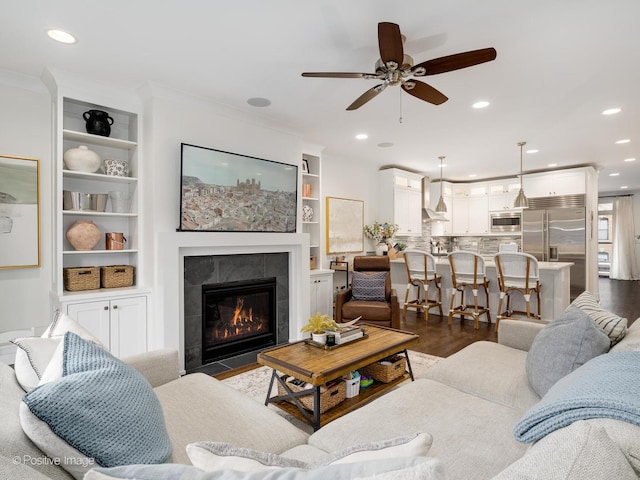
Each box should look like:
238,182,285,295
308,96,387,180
435,156,448,213
513,141,529,209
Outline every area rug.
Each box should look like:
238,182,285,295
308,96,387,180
220,350,442,432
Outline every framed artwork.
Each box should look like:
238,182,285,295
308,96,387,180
301,159,309,174
179,143,298,232
0,155,40,269
326,196,364,253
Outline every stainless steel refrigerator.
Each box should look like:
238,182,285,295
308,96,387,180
522,195,586,300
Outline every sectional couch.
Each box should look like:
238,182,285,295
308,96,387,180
2,303,640,479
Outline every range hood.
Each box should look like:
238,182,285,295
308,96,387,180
422,177,449,222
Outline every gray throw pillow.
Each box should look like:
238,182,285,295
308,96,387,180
351,271,387,301
526,305,610,396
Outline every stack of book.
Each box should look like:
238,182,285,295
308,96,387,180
333,325,364,345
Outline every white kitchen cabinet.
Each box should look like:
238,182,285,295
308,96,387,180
65,295,147,357
522,170,585,198
451,184,488,235
450,196,489,235
309,270,334,317
488,180,521,211
378,169,424,236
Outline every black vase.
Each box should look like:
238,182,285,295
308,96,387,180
83,110,114,137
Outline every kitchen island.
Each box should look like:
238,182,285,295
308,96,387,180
390,256,573,323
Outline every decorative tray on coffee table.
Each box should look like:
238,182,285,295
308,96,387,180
304,333,368,350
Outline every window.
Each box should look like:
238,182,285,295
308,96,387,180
598,216,611,241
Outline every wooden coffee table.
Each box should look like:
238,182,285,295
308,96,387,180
257,325,419,430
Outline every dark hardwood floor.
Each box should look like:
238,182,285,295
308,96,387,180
401,277,638,358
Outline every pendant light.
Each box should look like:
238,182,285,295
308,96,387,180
435,156,447,213
513,142,529,209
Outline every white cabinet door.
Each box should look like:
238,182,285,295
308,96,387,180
67,301,111,348
65,295,147,357
110,296,147,358
468,196,489,234
393,187,422,236
452,197,469,234
310,273,333,317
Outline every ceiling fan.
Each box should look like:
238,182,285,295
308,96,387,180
302,22,497,110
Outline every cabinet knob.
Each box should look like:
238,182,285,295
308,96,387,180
103,306,109,311
112,305,118,309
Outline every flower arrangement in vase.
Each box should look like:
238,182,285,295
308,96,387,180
363,222,399,255
301,312,338,345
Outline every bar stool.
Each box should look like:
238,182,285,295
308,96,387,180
448,251,491,329
494,252,541,332
402,250,443,320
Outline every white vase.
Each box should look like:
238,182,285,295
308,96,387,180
63,145,102,173
311,332,327,345
375,242,388,256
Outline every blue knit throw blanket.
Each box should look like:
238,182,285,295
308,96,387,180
514,351,640,443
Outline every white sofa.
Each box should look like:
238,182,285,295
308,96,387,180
2,319,639,480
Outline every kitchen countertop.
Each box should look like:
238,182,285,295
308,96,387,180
390,257,574,270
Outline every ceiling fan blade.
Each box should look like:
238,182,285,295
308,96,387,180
302,72,373,79
402,80,448,105
378,22,404,66
346,84,387,110
411,48,497,76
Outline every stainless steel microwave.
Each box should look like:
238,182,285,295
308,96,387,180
490,212,521,232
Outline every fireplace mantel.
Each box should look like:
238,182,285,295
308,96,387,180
155,231,310,371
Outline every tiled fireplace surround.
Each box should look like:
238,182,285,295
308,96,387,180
156,232,310,374
183,252,289,374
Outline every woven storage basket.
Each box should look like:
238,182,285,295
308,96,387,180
361,355,407,383
101,265,134,288
277,375,346,414
63,267,100,291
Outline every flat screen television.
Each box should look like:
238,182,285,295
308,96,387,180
179,143,298,232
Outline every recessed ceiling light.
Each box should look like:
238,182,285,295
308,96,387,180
377,142,394,148
624,158,636,162
355,133,368,140
602,107,622,115
47,29,77,44
472,101,489,109
547,163,558,167
615,139,631,144
526,149,539,154
609,172,620,177
620,186,629,189
468,174,477,178
247,97,271,107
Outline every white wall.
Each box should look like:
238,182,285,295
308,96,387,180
0,72,52,331
141,86,307,344
320,152,382,265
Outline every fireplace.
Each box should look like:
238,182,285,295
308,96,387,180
181,251,291,373
202,278,277,363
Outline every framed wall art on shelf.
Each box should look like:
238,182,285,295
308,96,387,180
0,154,40,269
326,197,364,254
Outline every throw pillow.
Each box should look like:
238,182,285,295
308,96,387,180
351,271,387,301
85,457,444,480
43,310,104,344
9,337,61,392
495,421,637,480
20,332,171,480
187,433,432,472
570,291,628,345
10,311,106,392
526,304,610,396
